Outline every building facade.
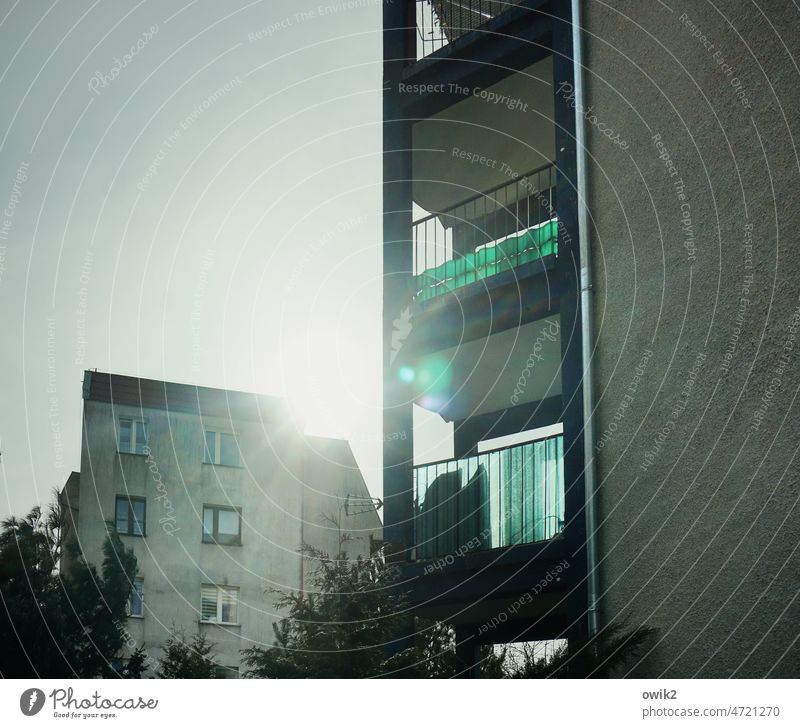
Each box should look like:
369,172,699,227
382,1,800,677
62,371,382,676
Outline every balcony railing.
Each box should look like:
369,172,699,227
416,1,526,59
413,163,558,302
414,434,564,560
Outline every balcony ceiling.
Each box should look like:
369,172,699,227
413,315,562,421
412,56,555,216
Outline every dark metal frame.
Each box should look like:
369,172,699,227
415,0,532,60
115,495,146,537
201,503,243,546
413,432,565,558
413,162,558,300
382,0,587,659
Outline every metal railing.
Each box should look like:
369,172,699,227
416,0,526,59
413,163,558,301
414,434,564,560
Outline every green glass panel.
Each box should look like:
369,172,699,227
414,435,565,558
416,219,559,301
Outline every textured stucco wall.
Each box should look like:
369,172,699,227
585,0,800,677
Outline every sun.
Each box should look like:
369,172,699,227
278,327,379,441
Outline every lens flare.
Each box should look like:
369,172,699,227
399,366,415,383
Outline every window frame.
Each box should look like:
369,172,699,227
115,495,147,537
128,576,144,618
203,429,241,467
200,584,240,626
202,504,243,546
118,417,149,455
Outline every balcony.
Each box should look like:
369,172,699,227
413,163,558,303
414,434,564,560
416,0,526,60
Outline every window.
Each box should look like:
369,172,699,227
202,505,242,545
128,576,144,617
201,584,239,624
116,496,146,536
204,430,240,466
119,417,148,454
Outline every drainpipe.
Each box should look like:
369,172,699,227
571,0,599,638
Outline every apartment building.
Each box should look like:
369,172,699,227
382,1,800,677
62,371,382,677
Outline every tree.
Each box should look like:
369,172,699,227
243,542,409,678
503,623,657,678
242,539,505,678
118,646,149,679
157,631,217,678
382,619,506,678
0,500,139,678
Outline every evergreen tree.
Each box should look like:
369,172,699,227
243,542,409,678
0,500,139,677
242,539,504,678
503,623,656,678
118,646,149,679
157,631,217,678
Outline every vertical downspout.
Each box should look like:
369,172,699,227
299,457,305,595
571,0,599,637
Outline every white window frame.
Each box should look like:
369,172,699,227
200,584,239,625
127,576,144,618
203,429,240,467
118,417,148,455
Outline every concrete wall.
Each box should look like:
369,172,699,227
75,397,381,675
301,435,383,561
584,1,800,677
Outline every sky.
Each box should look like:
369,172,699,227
0,0,390,519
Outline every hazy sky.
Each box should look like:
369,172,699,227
0,0,388,519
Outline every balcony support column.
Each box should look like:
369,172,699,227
382,0,416,561
382,0,417,660
454,625,481,678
